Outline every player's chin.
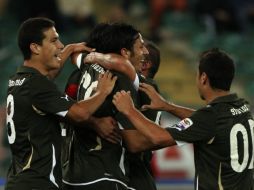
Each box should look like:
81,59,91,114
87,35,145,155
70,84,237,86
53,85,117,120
51,59,62,70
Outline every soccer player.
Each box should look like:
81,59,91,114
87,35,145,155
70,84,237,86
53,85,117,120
112,48,254,190
5,17,116,190
139,40,161,177
62,23,145,190
141,40,161,80
80,39,161,190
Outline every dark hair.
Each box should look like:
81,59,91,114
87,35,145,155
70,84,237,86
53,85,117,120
199,48,235,91
145,40,160,78
18,17,55,60
86,22,140,54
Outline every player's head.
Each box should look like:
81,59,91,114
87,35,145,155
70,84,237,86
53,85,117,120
87,22,148,72
197,48,235,98
141,40,160,79
18,17,56,60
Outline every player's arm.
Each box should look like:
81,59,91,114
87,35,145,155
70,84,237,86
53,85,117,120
48,43,95,79
139,83,195,119
67,71,117,123
121,129,174,153
113,90,176,151
71,52,136,81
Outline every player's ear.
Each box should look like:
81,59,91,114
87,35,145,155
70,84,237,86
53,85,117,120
200,72,208,85
121,48,131,59
30,43,41,55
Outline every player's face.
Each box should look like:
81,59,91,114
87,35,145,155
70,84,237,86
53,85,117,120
40,27,64,71
129,34,149,73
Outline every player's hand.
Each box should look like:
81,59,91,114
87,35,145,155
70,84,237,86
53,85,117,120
139,83,167,111
71,42,95,53
97,71,117,96
113,91,135,115
93,117,121,144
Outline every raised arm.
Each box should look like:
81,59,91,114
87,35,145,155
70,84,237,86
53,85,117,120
139,83,195,119
71,52,136,82
48,43,95,79
85,52,136,81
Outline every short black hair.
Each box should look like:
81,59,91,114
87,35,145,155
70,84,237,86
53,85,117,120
18,17,55,60
199,48,235,91
86,22,140,54
145,40,160,78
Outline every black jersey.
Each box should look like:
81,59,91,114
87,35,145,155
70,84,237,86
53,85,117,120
127,75,159,190
167,94,254,190
5,66,75,190
62,63,138,189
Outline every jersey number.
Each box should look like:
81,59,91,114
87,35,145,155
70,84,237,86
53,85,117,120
6,94,16,144
230,119,254,172
80,71,98,99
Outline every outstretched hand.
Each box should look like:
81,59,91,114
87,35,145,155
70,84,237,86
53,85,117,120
139,83,167,111
112,90,134,115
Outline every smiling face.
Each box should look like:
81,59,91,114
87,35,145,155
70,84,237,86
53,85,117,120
38,27,64,72
128,34,149,73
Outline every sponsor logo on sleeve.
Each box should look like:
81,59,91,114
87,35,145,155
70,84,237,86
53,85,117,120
174,118,193,131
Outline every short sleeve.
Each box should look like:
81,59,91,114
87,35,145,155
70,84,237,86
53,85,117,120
29,75,75,117
166,106,217,143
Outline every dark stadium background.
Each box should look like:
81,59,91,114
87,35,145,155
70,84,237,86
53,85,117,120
0,0,254,189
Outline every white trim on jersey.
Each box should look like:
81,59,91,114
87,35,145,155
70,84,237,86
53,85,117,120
62,178,136,190
56,110,68,117
196,175,199,190
133,74,139,91
175,140,188,147
76,53,83,69
119,142,126,175
50,144,59,188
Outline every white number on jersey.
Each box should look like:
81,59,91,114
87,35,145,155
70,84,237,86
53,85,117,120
6,94,16,144
230,119,254,172
80,71,98,100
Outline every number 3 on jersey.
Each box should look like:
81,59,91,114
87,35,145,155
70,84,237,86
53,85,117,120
6,94,16,144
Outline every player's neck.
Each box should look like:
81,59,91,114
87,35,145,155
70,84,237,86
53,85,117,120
205,90,230,104
24,59,49,76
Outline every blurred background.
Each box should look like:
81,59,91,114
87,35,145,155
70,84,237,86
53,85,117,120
0,0,254,189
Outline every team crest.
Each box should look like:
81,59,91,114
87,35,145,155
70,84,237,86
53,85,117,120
175,118,193,131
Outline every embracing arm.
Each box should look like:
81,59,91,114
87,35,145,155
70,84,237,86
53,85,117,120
122,129,175,153
113,91,176,151
49,43,95,79
66,71,117,122
139,83,195,119
71,52,136,81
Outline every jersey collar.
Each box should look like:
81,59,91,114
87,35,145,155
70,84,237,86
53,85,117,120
16,66,42,75
209,94,238,105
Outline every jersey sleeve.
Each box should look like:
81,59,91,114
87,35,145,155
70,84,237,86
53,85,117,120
29,75,75,117
166,106,217,144
113,73,139,130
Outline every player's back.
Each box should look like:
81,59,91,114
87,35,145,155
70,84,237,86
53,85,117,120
62,64,137,188
195,94,253,190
